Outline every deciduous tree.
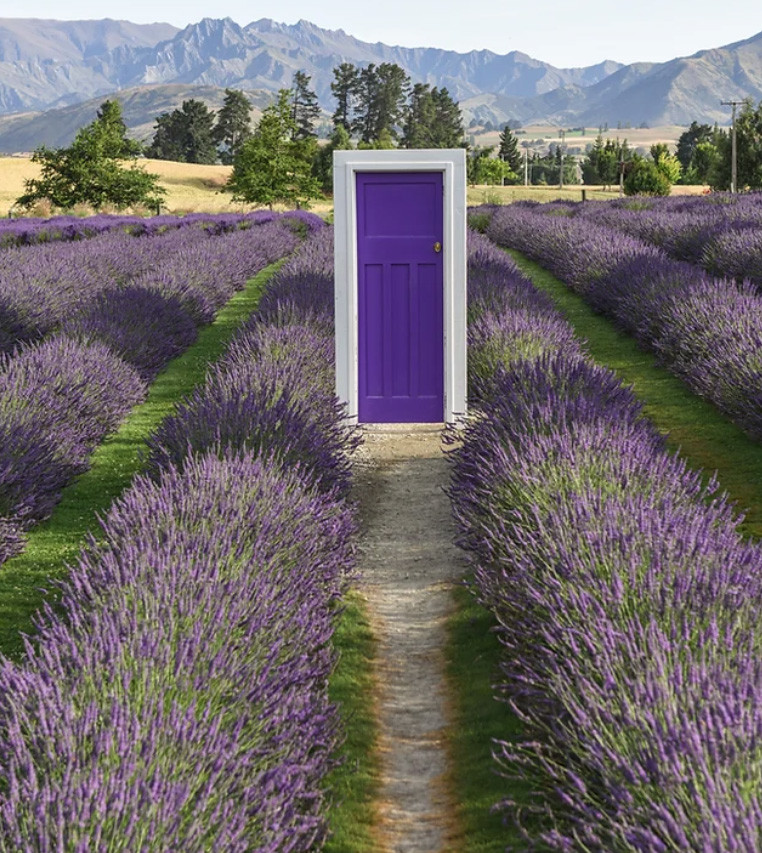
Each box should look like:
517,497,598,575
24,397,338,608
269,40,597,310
17,100,164,211
711,99,762,190
623,155,671,196
650,142,681,185
676,121,713,175
225,89,321,209
312,124,352,193
581,136,632,188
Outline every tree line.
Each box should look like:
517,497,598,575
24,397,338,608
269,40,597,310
17,63,466,211
18,73,762,211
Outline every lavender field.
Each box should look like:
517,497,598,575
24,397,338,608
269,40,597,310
452,228,762,850
0,213,317,568
4,199,762,850
0,215,364,849
479,194,762,444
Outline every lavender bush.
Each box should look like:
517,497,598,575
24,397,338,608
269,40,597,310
0,218,359,849
467,233,584,401
255,226,335,329
0,216,301,352
0,449,355,851
0,335,145,525
145,356,355,498
486,204,762,441
60,286,198,382
450,232,762,849
0,209,321,249
147,226,357,497
0,518,24,565
0,214,304,567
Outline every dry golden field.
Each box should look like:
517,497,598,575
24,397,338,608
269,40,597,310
0,151,707,219
0,156,336,217
466,183,710,206
475,123,687,152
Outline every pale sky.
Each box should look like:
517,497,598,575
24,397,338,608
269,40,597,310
6,0,762,68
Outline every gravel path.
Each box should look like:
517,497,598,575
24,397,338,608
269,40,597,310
352,424,465,852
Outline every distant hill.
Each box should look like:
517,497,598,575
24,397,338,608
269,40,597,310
0,84,271,152
0,16,761,152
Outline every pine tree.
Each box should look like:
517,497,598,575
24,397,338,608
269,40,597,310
498,125,522,173
146,99,217,164
331,62,358,133
431,87,463,147
402,85,463,149
214,89,252,164
291,71,321,141
179,100,218,164
402,83,436,148
94,99,142,157
353,63,409,145
353,63,380,143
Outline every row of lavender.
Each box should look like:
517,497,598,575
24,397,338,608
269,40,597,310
0,212,319,355
0,211,283,248
0,216,306,567
451,231,762,850
481,203,762,443
0,226,360,849
569,192,762,284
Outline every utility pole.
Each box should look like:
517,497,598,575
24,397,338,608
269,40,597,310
559,129,565,190
721,99,743,193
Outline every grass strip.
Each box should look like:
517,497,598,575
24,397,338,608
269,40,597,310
0,260,284,659
509,250,762,540
444,583,532,852
325,590,380,852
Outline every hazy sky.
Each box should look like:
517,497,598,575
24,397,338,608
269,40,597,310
8,0,762,68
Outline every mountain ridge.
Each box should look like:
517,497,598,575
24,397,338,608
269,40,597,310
0,17,761,152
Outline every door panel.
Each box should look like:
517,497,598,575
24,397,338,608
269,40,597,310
356,172,444,423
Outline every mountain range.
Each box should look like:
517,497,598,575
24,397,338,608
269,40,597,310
0,16,761,153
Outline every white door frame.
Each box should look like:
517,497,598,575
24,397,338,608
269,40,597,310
333,149,467,425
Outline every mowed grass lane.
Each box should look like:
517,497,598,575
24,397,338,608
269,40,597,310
0,261,282,659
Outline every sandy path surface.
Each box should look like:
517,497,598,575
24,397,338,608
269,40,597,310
352,424,465,853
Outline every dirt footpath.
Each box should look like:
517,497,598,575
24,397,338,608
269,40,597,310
352,424,465,853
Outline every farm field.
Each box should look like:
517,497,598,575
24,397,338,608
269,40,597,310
475,122,687,151
0,154,708,217
0,156,335,216
2,194,762,849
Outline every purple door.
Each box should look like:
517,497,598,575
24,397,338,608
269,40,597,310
356,172,444,422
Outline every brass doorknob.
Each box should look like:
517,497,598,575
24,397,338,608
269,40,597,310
433,241,442,253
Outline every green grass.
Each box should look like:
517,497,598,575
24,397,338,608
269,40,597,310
324,590,380,852
444,583,531,852
509,250,762,540
0,260,283,660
